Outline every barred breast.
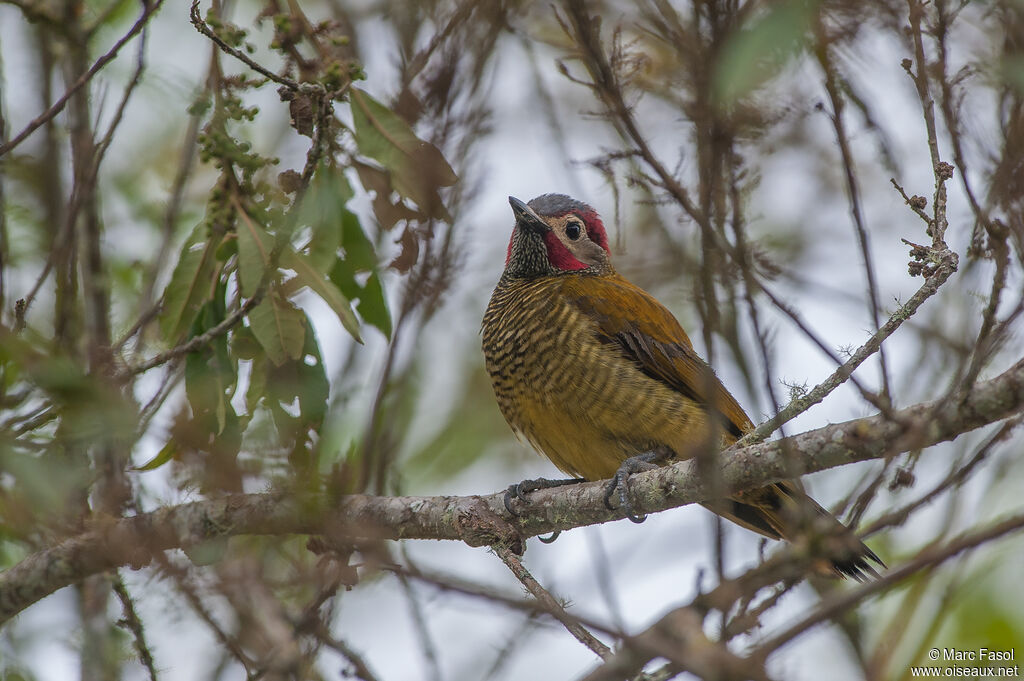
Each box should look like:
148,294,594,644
481,274,707,479
482,276,576,425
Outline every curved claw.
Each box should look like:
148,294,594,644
503,484,523,517
503,477,585,518
616,475,647,523
604,451,664,522
625,508,647,524
538,531,561,543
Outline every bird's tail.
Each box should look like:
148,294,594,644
706,481,884,581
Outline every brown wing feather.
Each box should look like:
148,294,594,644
558,275,882,579
561,274,753,439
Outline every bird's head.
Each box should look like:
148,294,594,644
503,194,613,278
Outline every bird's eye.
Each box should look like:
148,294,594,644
565,219,583,241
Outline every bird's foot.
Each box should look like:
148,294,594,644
503,477,584,516
503,477,584,543
603,449,668,523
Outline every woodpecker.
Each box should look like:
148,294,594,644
481,193,882,579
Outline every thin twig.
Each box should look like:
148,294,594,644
126,292,262,375
4,403,57,436
135,361,184,436
480,612,542,681
861,416,1023,538
905,0,944,174
751,511,1024,657
312,623,381,681
0,0,166,158
815,24,893,404
959,227,1010,390
890,178,933,225
92,23,148,176
584,527,626,632
385,561,624,640
155,554,257,673
402,0,478,84
582,605,772,681
112,574,160,681
189,0,300,91
932,0,992,251
740,239,957,445
396,544,443,681
494,544,613,660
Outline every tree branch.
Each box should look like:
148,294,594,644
189,0,300,91
740,239,958,445
1,355,1022,626
494,544,612,660
0,0,166,158
582,606,771,681
751,511,1024,658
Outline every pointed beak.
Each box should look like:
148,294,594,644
509,196,549,234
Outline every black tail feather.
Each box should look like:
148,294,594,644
717,482,885,581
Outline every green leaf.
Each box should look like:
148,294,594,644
236,210,274,297
308,210,342,274
402,367,507,485
231,325,261,361
283,249,362,342
357,272,392,339
330,259,393,340
296,314,329,427
249,287,306,365
340,206,377,272
350,88,457,221
259,313,330,486
265,312,330,427
0,445,92,523
160,224,221,339
714,0,817,104
135,441,177,471
300,168,351,271
245,347,268,414
185,290,237,435
1000,55,1024,95
184,537,228,566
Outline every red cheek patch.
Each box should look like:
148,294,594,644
543,231,588,271
578,209,609,254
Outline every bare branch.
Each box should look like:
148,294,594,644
125,292,263,375
582,606,771,681
814,23,893,404
751,511,1024,657
861,415,1023,538
154,555,257,673
2,354,1022,624
189,0,300,91
905,0,944,175
0,0,166,158
312,624,382,681
494,544,612,660
112,575,160,681
741,239,959,444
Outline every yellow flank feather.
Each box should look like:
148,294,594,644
483,193,884,580
482,274,725,480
